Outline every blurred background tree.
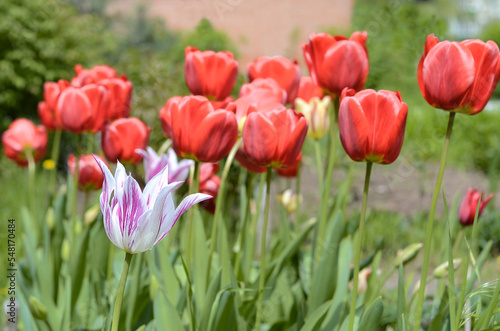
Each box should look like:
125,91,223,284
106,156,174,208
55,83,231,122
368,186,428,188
0,0,117,129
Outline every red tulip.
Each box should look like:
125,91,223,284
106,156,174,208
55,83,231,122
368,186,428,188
2,118,48,167
296,76,323,103
276,153,301,178
303,31,369,95
338,88,408,164
68,154,106,190
71,64,117,87
231,90,286,130
248,56,300,104
184,46,238,101
459,187,494,226
100,76,133,120
44,80,70,113
417,34,500,114
56,84,109,133
235,147,267,173
37,101,58,131
239,78,287,104
198,163,221,214
161,95,239,163
242,108,308,168
159,96,181,138
102,117,150,164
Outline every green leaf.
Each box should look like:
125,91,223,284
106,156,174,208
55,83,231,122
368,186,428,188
308,212,344,312
208,288,238,331
200,270,222,331
193,208,209,307
154,289,184,331
300,300,331,331
358,297,384,330
428,289,449,331
70,223,91,311
397,264,406,331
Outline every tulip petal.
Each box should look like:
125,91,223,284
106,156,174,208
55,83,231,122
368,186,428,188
193,110,238,162
127,210,154,253
338,96,371,162
243,112,278,166
118,175,148,246
422,41,475,109
461,40,500,113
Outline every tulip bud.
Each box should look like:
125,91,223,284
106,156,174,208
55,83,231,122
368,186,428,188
150,274,160,301
432,259,462,279
349,268,372,294
278,189,302,214
393,243,423,268
61,239,70,262
295,76,323,103
459,187,493,226
45,207,55,230
84,204,100,226
295,96,331,140
29,296,47,321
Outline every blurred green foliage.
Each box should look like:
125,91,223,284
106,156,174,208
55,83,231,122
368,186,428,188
0,0,117,129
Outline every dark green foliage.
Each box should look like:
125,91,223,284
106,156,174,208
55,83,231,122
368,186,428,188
0,0,116,128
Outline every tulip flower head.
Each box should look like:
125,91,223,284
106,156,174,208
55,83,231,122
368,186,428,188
303,31,369,96
68,154,106,191
100,76,133,121
94,156,211,253
136,147,194,183
40,80,70,130
184,46,238,101
295,76,323,103
459,187,493,226
418,34,500,114
242,107,308,168
2,119,48,167
239,78,287,105
338,88,408,165
56,84,109,133
295,96,332,140
71,64,117,87
278,189,302,214
247,56,301,104
102,117,150,164
161,95,239,163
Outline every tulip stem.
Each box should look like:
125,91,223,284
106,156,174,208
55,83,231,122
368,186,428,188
295,161,302,232
413,111,455,331
313,97,338,273
255,167,272,330
348,161,373,331
206,139,242,285
70,135,82,263
234,171,254,280
185,161,200,272
248,173,267,284
49,127,62,201
314,140,324,192
111,252,133,331
26,150,38,233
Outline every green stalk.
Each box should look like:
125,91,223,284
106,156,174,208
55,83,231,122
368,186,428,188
348,161,373,331
313,98,338,272
111,252,133,331
413,112,455,331
246,173,267,283
70,134,82,262
25,149,40,239
234,171,254,279
185,161,200,271
255,167,272,330
49,128,62,200
314,140,324,193
206,140,242,285
295,161,302,232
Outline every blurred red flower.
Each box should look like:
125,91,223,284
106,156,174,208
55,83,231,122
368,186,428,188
459,187,494,226
68,154,107,191
2,118,48,167
102,117,150,164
